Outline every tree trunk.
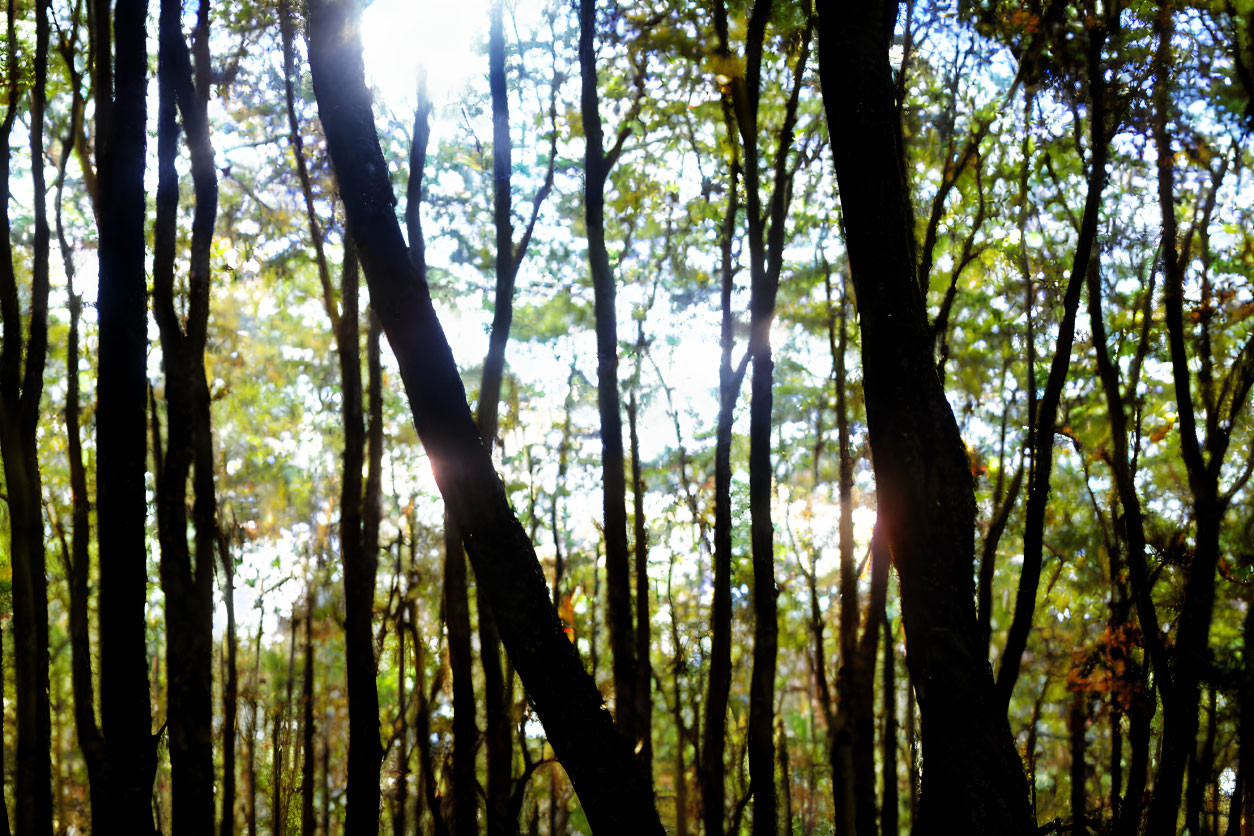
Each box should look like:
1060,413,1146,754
578,0,637,746
94,0,160,825
0,619,10,836
152,0,220,827
336,237,383,835
815,2,1034,831
53,68,107,824
629,389,654,781
1240,599,1254,835
0,0,53,830
1069,691,1087,834
882,613,899,836
996,24,1109,708
301,589,317,836
220,534,239,836
1187,687,1219,835
394,587,409,836
445,515,479,836
307,1,662,828
700,101,743,836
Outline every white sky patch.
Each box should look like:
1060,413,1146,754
361,0,494,108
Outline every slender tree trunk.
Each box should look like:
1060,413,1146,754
410,601,449,836
882,613,899,836
668,553,689,836
54,74,107,823
152,0,220,827
816,2,1034,831
1070,691,1087,834
445,515,479,836
1149,7,1252,830
778,721,793,836
1240,599,1254,835
629,389,654,780
220,537,239,836
301,589,317,836
578,0,637,746
1187,687,1219,835
0,0,53,830
394,588,409,836
996,24,1109,707
247,618,263,836
701,104,743,836
308,2,663,827
0,618,10,836
272,707,284,836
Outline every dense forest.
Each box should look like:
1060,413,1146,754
0,0,1252,833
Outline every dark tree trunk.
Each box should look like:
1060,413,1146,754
52,46,107,825
712,6,811,830
152,0,220,828
1069,691,1087,834
578,0,637,746
1239,600,1254,835
701,100,743,836
307,1,663,828
667,553,689,836
336,237,383,835
0,0,53,830
247,618,263,836
815,2,1034,831
220,533,239,836
394,587,409,836
778,721,793,836
301,590,317,836
476,2,556,826
996,24,1109,708
882,613,899,836
629,389,654,781
1150,6,1254,831
445,515,479,836
1187,687,1219,836
272,707,284,836
94,0,160,825
0,620,8,836
409,601,449,836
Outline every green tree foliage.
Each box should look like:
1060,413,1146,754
0,0,1252,833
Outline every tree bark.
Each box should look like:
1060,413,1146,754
815,2,1034,832
629,388,654,781
301,590,317,836
578,0,637,746
93,0,160,825
307,1,663,829
700,95,743,836
1069,690,1087,834
445,514,480,835
0,0,53,829
49,61,109,826
152,0,221,827
996,23,1109,708
220,534,239,836
882,612,899,836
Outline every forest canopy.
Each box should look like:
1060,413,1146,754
1,0,1253,834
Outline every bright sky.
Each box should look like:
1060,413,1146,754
361,0,496,108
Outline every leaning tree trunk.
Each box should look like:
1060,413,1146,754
815,1,1034,832
307,1,662,829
